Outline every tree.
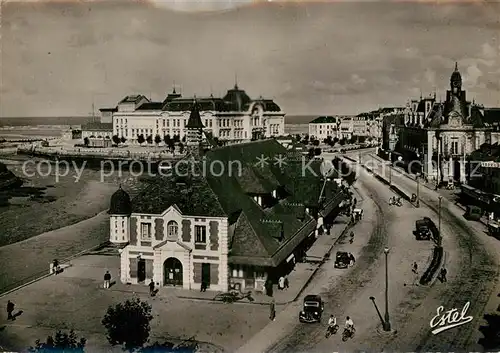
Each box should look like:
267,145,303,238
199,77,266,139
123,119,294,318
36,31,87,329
164,134,171,144
154,135,162,145
121,136,126,143
112,135,120,145
137,134,145,144
314,148,322,156
324,136,332,145
181,136,186,143
358,136,366,144
102,298,153,352
313,139,320,146
146,135,153,144
83,137,89,146
349,136,357,144
479,313,500,350
302,135,309,144
173,134,180,143
339,138,346,146
333,137,339,145
308,148,315,158
29,330,86,353
179,143,185,154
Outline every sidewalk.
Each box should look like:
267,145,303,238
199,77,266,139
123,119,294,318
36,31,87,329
368,153,491,226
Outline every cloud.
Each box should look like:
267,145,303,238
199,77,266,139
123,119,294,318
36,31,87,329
1,0,500,117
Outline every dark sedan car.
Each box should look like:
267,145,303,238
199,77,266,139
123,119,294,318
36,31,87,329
334,251,349,269
299,295,324,323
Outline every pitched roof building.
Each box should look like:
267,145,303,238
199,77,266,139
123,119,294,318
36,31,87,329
109,130,347,292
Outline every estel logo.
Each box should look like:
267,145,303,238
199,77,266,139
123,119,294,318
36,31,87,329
430,302,473,335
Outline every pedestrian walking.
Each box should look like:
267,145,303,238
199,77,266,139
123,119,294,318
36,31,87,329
440,267,447,282
412,262,418,274
269,299,276,321
265,279,273,297
149,279,155,296
278,276,285,290
6,300,14,320
104,271,111,289
53,259,59,275
200,281,207,292
284,276,289,289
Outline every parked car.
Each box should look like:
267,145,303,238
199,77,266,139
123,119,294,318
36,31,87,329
299,294,324,323
334,251,350,269
464,205,482,221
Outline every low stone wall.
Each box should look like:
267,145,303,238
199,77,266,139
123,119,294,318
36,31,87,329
18,146,185,162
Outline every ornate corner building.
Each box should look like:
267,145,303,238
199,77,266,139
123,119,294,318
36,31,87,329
392,63,500,184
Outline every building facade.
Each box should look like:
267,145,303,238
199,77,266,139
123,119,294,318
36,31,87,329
109,104,346,293
394,63,500,184
308,116,340,140
100,84,285,145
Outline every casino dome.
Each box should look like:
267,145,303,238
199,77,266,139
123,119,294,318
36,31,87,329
109,185,131,215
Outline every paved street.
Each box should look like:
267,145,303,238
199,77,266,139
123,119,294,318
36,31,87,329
356,152,499,351
238,163,440,353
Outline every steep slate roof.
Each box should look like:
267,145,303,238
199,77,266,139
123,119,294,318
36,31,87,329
483,108,500,125
204,139,343,266
131,161,226,217
244,99,282,112
136,102,164,111
119,95,149,104
186,101,205,129
310,116,337,124
129,139,344,267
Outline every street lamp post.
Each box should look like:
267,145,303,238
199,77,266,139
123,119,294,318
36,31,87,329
438,196,442,247
416,173,420,208
383,247,391,331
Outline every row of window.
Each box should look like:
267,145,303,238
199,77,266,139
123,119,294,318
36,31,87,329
139,221,208,243
231,265,266,279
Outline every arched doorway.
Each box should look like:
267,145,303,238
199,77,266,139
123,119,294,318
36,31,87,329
164,257,183,286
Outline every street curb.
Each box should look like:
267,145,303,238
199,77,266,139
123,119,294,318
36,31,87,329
0,241,110,298
371,154,491,228
348,158,415,207
428,250,447,287
293,219,353,302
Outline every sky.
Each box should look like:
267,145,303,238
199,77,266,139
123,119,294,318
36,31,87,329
1,0,499,117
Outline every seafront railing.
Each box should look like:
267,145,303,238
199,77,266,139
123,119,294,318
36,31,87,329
17,145,187,161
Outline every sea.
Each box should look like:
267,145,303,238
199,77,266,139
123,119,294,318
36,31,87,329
0,115,312,140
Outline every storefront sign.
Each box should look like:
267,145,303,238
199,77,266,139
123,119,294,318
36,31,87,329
480,161,500,168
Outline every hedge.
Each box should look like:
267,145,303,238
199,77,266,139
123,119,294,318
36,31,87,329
420,246,443,285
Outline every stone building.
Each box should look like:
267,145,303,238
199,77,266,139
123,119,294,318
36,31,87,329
109,104,346,292
395,63,500,184
100,84,285,145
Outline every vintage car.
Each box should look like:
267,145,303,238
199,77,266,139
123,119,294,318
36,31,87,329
299,294,324,323
464,205,482,221
488,222,500,239
334,251,350,269
352,208,363,222
415,219,432,240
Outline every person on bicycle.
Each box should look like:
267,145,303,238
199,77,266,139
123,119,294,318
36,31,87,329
345,316,354,332
328,315,337,328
